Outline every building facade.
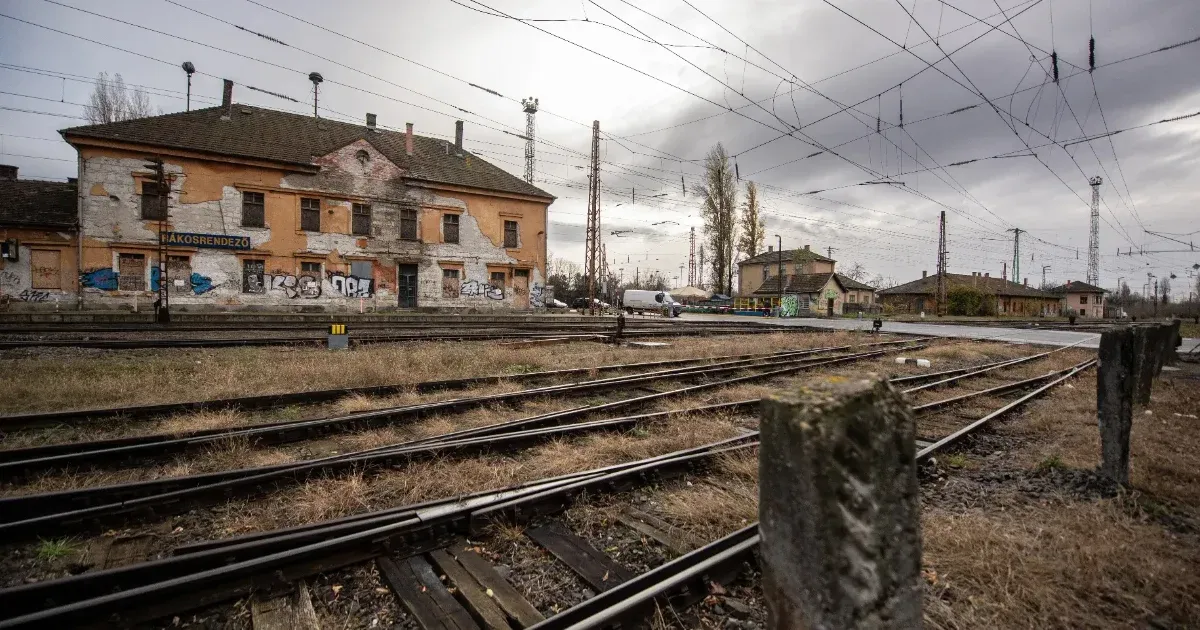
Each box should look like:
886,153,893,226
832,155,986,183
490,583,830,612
0,166,78,308
736,245,835,297
57,91,552,311
751,272,848,316
878,271,1059,316
1047,281,1107,317
836,274,877,309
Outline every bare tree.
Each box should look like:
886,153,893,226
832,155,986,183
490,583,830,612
698,143,738,295
736,181,765,259
84,73,157,124
844,261,869,282
1161,277,1171,303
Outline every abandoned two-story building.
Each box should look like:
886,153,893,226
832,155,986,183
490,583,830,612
44,82,553,311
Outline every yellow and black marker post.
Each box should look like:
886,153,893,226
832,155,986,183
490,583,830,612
327,323,349,349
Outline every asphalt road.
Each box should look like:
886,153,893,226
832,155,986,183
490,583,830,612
684,314,1200,352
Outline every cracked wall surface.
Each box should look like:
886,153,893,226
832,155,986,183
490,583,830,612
73,140,549,310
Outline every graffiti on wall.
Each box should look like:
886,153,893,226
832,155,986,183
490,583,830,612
190,272,216,295
329,273,372,298
0,271,19,288
81,268,118,290
271,273,322,299
17,289,50,302
530,282,550,307
461,279,504,300
780,294,799,318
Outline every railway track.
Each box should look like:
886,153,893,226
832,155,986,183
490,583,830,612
0,350,1094,629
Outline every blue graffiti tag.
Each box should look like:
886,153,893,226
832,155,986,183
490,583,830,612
150,266,161,292
80,268,118,290
190,272,215,295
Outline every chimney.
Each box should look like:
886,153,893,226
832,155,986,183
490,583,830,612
985,272,990,278
804,244,811,251
366,113,377,131
405,123,414,156
221,79,234,119
922,270,927,278
1024,277,1028,286
767,245,773,252
67,177,78,185
454,120,464,156
0,165,16,181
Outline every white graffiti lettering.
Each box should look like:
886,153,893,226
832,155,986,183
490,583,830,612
460,279,504,300
245,273,322,299
329,273,372,297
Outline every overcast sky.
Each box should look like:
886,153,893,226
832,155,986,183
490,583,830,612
2,0,1198,294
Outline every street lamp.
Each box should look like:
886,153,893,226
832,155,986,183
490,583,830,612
775,234,783,316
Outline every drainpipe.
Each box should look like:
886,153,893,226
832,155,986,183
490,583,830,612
75,152,84,311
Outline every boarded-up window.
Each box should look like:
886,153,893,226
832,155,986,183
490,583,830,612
490,271,506,287
503,220,519,248
442,268,460,298
352,203,372,236
167,255,191,289
242,259,265,293
30,249,61,289
242,191,265,227
400,209,418,240
118,253,146,291
141,182,166,220
300,198,321,232
443,214,460,244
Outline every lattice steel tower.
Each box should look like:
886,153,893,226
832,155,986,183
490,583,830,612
584,121,602,314
688,227,697,286
1088,176,1102,286
522,97,539,184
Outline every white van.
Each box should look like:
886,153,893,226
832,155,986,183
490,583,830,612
622,290,683,317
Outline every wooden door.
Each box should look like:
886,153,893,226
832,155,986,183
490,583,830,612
512,269,530,308
826,297,834,317
29,250,61,289
397,264,418,308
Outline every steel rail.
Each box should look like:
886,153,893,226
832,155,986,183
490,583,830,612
0,341,912,472
0,345,921,533
0,439,759,629
0,319,734,334
910,360,1094,415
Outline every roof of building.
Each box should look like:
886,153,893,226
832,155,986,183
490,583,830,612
753,272,846,295
60,105,552,199
0,179,77,228
1046,280,1107,294
740,247,835,266
878,272,1055,298
835,274,876,291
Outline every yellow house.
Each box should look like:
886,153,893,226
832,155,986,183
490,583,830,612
737,245,835,297
60,85,553,311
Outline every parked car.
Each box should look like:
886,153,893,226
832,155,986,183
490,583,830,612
571,297,608,310
544,298,569,309
622,290,683,317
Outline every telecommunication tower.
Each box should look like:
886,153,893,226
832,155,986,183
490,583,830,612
687,227,697,286
521,97,538,184
1087,176,1102,286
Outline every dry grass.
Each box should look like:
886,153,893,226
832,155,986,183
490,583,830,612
923,497,1200,629
0,331,868,414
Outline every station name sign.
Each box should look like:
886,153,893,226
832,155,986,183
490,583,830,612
163,232,251,250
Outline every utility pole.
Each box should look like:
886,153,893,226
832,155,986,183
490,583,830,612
145,156,170,323
1042,265,1051,289
1088,176,1102,286
687,227,697,287
521,97,538,184
679,264,685,289
936,210,947,316
698,245,706,289
827,246,835,260
584,121,602,315
1008,228,1024,283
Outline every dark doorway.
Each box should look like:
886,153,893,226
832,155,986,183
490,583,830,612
397,264,418,308
826,297,834,317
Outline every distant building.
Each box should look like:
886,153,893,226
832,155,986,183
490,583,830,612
753,272,848,317
0,166,78,307
735,244,835,310
835,274,877,310
878,270,1059,316
1046,280,1107,317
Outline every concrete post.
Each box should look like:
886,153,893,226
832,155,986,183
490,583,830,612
1130,326,1156,407
1097,327,1136,485
759,376,922,630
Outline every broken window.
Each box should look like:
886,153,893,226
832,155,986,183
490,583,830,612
503,220,519,248
352,203,372,236
118,253,146,291
350,261,372,280
242,259,266,293
140,182,167,220
30,250,61,289
490,270,506,287
443,213,460,244
1079,295,1088,305
400,208,418,240
167,255,191,288
442,268,460,298
300,197,321,232
241,191,265,227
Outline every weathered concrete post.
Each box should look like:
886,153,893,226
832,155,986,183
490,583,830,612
759,375,922,630
1130,326,1156,407
1097,326,1136,485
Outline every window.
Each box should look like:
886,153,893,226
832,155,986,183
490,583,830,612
1079,295,1088,305
400,209,418,240
352,203,371,236
242,191,265,227
490,271,506,287
442,268,460,298
443,214,460,244
167,255,191,287
504,220,519,248
300,261,322,275
141,182,167,220
848,293,857,303
242,259,266,293
30,250,61,289
118,253,146,291
300,198,321,232
762,265,769,281
514,269,529,278
350,261,372,279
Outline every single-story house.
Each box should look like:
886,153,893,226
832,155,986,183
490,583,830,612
1046,280,1107,317
836,274,877,308
753,272,848,317
878,270,1059,316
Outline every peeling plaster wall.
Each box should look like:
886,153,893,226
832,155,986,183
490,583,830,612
0,227,77,308
74,141,549,310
